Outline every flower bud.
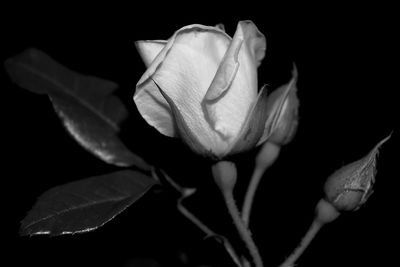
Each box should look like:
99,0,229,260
264,66,299,146
269,97,298,146
212,161,237,194
324,135,391,211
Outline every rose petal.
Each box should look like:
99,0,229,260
202,21,266,142
135,40,167,67
154,81,213,158
229,85,270,155
134,81,175,137
242,20,266,67
136,24,231,155
236,20,266,91
134,41,173,137
203,34,242,101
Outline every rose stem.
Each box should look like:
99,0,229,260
223,188,264,267
213,161,263,267
178,196,243,267
241,165,266,227
278,219,322,267
155,168,243,267
279,199,340,267
242,142,281,227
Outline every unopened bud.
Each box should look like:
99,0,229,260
324,135,391,211
270,98,298,145
266,66,299,146
212,161,237,194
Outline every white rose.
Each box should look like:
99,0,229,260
134,20,297,159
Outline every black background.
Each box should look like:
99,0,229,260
3,4,398,267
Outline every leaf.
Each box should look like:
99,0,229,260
20,170,158,236
5,48,150,170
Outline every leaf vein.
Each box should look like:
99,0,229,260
25,195,129,229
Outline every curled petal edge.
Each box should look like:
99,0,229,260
137,24,230,88
239,20,267,67
133,80,175,137
135,40,167,67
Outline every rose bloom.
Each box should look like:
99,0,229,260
134,21,297,159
